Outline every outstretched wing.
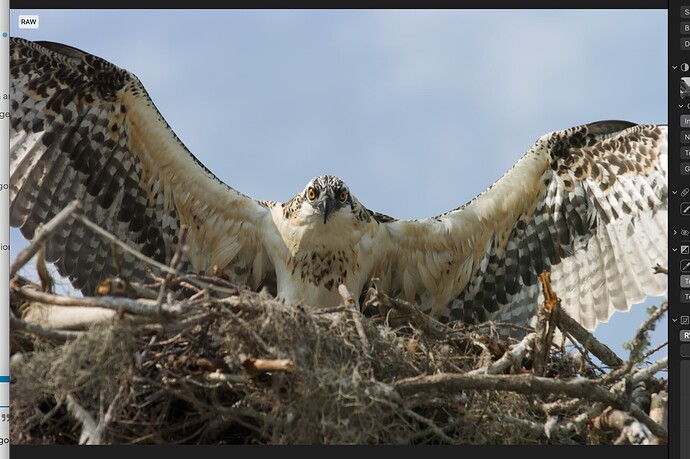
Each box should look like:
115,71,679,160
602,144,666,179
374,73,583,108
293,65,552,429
10,37,277,294
376,121,667,331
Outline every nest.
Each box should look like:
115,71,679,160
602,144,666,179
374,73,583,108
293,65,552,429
8,209,669,445
9,270,668,445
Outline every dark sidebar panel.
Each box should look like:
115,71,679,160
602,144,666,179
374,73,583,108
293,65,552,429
674,3,690,458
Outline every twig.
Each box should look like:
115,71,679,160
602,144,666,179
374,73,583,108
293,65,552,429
603,303,669,386
10,199,82,278
623,301,668,371
395,373,621,407
558,310,623,368
364,285,449,339
590,355,670,442
35,245,54,293
90,384,127,445
502,414,579,443
10,312,82,341
65,394,99,445
141,312,218,335
75,214,177,276
14,285,188,317
399,404,457,444
205,372,247,384
597,408,654,445
467,321,535,336
176,274,239,290
631,356,668,385
468,333,535,375
622,403,667,442
313,305,348,314
339,284,370,352
171,275,241,297
156,225,189,312
241,356,294,373
649,391,668,430
641,340,668,362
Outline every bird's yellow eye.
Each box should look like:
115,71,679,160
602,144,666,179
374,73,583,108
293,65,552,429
338,190,348,202
307,187,317,200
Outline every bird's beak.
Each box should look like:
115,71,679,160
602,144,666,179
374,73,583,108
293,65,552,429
316,195,336,224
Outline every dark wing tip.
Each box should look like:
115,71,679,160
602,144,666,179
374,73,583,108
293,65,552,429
583,120,637,136
12,37,94,63
33,40,93,59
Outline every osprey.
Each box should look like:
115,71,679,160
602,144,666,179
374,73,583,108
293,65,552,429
9,38,667,331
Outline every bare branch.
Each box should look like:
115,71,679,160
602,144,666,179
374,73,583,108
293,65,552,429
156,225,190,312
90,384,127,444
468,333,535,376
241,356,294,373
75,213,177,276
364,283,450,339
10,312,82,341
14,284,188,317
558,310,624,368
65,394,99,445
597,409,654,445
395,373,617,405
339,284,370,353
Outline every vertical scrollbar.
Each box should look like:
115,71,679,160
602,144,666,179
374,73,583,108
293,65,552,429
0,0,9,456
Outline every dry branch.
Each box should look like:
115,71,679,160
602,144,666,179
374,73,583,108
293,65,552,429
65,394,99,445
597,409,654,445
364,284,450,339
649,391,668,429
14,285,189,317
339,284,370,352
395,372,618,406
468,333,535,376
75,213,177,276
625,301,668,368
156,225,189,312
558,311,624,368
241,356,295,373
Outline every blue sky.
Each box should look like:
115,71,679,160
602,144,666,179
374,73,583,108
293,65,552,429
9,9,668,363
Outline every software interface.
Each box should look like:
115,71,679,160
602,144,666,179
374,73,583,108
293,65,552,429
0,1,683,458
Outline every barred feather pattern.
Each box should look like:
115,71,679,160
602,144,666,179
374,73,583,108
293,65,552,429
443,123,667,330
10,39,182,293
9,37,667,332
10,38,273,294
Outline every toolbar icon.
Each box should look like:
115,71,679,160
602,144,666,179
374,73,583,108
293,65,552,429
681,259,690,272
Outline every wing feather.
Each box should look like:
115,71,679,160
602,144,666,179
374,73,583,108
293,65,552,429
10,37,276,294
378,121,667,331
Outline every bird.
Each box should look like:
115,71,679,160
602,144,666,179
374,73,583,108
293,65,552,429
9,37,668,331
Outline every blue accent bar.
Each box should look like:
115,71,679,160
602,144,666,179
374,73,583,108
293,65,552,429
0,376,10,382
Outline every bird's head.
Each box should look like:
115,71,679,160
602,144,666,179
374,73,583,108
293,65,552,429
299,175,353,224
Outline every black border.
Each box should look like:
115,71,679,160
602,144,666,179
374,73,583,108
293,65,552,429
8,1,670,9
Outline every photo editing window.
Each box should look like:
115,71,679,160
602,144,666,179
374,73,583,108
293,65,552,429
0,1,681,458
